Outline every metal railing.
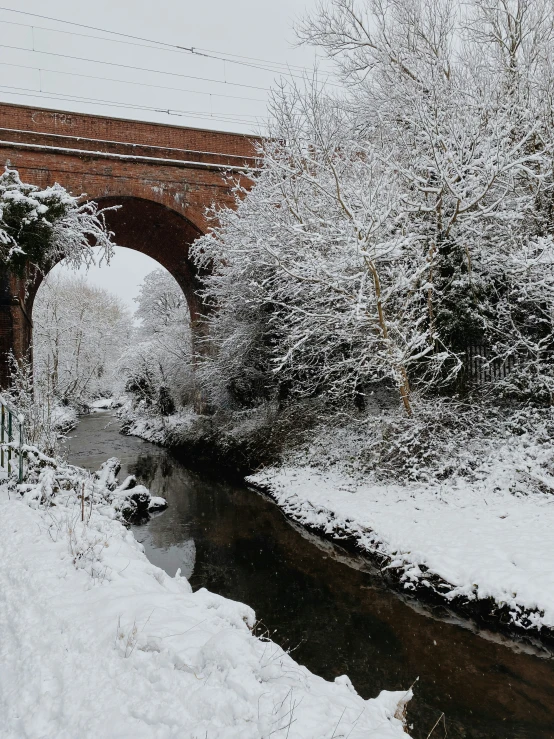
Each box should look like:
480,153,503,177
464,344,518,385
0,395,24,482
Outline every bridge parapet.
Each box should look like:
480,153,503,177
0,102,260,160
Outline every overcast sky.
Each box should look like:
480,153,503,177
0,0,330,311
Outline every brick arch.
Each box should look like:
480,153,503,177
80,181,210,236
0,101,260,386
26,194,206,341
23,195,210,393
86,196,204,325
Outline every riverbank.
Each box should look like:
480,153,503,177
0,451,411,738
247,458,554,644
120,401,554,645
64,410,554,738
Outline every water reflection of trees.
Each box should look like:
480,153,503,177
128,452,175,488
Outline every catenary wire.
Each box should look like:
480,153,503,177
0,43,271,92
0,60,268,103
0,22,340,91
0,83,262,122
0,20,314,81
0,7,339,128
0,7,337,79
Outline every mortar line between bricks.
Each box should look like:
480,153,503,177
0,127,259,162
0,139,255,172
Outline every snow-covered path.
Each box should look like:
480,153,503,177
0,484,410,739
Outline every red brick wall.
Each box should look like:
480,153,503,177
0,143,241,233
0,102,261,158
0,102,258,233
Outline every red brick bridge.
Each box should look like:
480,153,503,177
0,102,259,384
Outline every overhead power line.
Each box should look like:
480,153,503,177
0,61,267,104
0,42,270,92
0,6,340,130
0,7,337,81
0,19,312,81
197,46,325,72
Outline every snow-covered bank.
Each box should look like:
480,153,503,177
89,397,115,410
248,451,554,640
119,403,198,446
119,403,266,473
51,403,78,434
0,459,411,738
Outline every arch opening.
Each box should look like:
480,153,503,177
0,196,206,396
31,218,197,412
27,196,205,326
93,197,204,326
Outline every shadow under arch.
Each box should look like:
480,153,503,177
96,196,205,324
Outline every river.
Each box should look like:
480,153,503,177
64,410,554,739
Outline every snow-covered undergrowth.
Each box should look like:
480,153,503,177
18,447,166,521
249,417,554,638
118,399,275,474
119,399,199,446
0,451,411,738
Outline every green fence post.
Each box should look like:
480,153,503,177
8,410,12,472
1,404,4,470
18,417,24,483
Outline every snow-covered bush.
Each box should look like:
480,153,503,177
0,168,113,275
17,446,165,524
4,352,61,455
192,97,425,414
280,394,497,481
193,0,554,415
0,167,118,450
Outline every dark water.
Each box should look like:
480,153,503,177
64,411,554,739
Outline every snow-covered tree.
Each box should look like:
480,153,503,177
193,89,432,414
299,0,554,398
118,269,193,413
1,166,117,444
193,0,554,412
33,273,132,405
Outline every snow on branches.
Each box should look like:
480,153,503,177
0,168,114,275
193,0,554,412
33,273,133,407
118,269,194,414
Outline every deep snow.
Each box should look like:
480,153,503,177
0,458,411,739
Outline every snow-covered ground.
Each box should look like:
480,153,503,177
249,434,554,636
0,455,410,739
